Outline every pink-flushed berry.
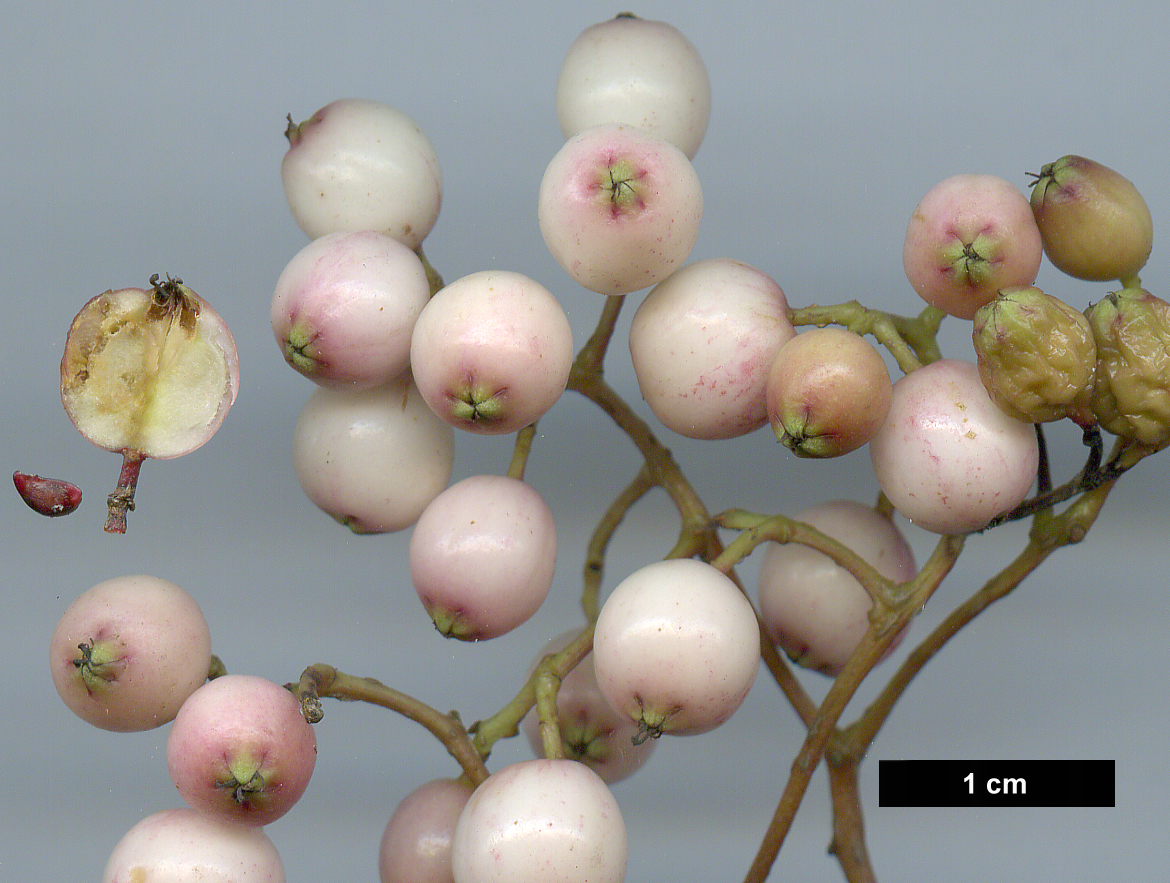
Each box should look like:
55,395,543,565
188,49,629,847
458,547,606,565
902,173,1043,320
166,674,318,827
271,230,432,390
410,475,557,640
629,258,796,439
538,124,703,295
49,574,212,732
409,270,574,434
592,558,760,739
869,359,1039,534
282,98,442,249
758,500,916,676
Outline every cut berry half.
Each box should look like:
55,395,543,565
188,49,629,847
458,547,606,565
60,274,239,532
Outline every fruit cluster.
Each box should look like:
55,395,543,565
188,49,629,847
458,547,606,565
33,11,1167,883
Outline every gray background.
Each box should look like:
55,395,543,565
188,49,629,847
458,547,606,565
4,0,1168,879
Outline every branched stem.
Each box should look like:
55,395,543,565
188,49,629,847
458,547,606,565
743,533,964,883
714,509,899,607
470,625,594,758
787,302,945,374
569,353,713,555
292,663,490,785
826,757,877,883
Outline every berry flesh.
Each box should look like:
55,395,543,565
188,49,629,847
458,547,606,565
60,275,239,532
49,574,212,732
60,275,239,460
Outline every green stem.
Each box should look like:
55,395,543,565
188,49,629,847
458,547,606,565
787,301,944,374
293,664,490,786
471,625,593,758
742,533,963,883
507,424,538,481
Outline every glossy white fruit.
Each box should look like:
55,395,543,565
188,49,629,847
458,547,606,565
869,359,1039,534
451,759,627,883
593,558,760,737
292,372,455,533
271,230,431,390
282,98,442,248
556,13,711,159
629,258,796,439
410,475,557,640
102,807,285,883
409,270,574,434
538,124,703,295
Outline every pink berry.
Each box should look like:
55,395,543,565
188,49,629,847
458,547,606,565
902,174,1043,320
409,271,574,434
869,359,1039,534
629,257,796,439
521,629,656,783
49,574,212,732
102,808,285,883
451,759,628,883
593,558,760,738
282,98,442,249
758,500,916,676
538,124,703,295
271,230,432,390
410,475,557,640
379,778,473,883
166,674,318,827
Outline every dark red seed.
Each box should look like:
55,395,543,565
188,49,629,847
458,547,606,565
13,471,83,517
